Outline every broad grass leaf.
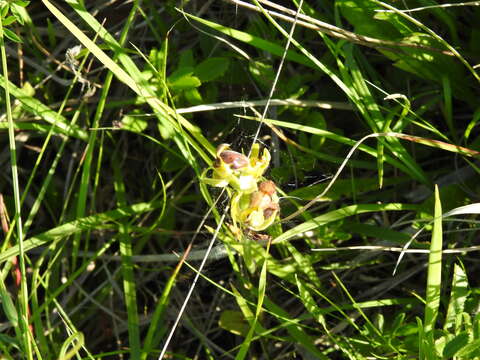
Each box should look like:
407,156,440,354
121,115,148,133
338,0,475,104
167,67,201,91
424,185,442,333
3,15,17,26
184,88,203,105
195,57,230,82
219,310,249,336
444,264,469,333
338,0,404,40
249,60,275,90
442,332,470,358
274,203,417,244
289,176,406,201
0,286,18,327
3,27,22,43
455,338,480,358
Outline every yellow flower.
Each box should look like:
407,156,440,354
206,143,271,194
231,180,279,231
203,143,279,232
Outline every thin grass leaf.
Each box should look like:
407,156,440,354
373,0,480,84
424,185,443,333
30,259,53,357
48,289,95,360
262,297,329,359
231,285,265,360
0,73,88,140
274,203,417,244
344,45,385,132
44,0,215,167
0,201,163,264
317,297,417,316
444,263,469,333
395,201,480,275
443,203,480,217
0,281,18,327
236,237,273,360
284,241,321,288
22,57,88,237
257,1,429,185
239,115,424,175
295,276,324,324
32,238,115,329
58,332,84,360
332,272,387,343
66,2,215,161
181,11,314,68
441,76,455,141
141,254,185,360
112,153,141,359
72,38,105,271
392,133,480,157
0,14,33,359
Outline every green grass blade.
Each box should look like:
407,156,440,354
263,296,329,359
238,115,419,174
32,239,115,348
112,153,141,359
295,276,323,324
442,76,455,141
58,332,84,360
46,0,215,164
274,203,418,244
332,271,399,353
242,0,428,185
181,10,314,68
0,73,88,140
232,285,262,360
284,241,321,288
141,257,183,359
424,185,443,333
0,201,163,264
235,238,273,360
0,280,19,328
417,317,426,360
42,0,142,99
373,0,480,84
0,14,33,359
72,0,138,272
444,264,469,333
344,49,428,183
22,75,87,237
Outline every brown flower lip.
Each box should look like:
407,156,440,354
263,203,279,219
258,180,276,195
218,150,249,169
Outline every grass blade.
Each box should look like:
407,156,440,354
444,263,469,333
112,152,141,359
0,14,33,359
274,203,417,244
0,74,88,141
424,185,443,333
0,201,164,264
